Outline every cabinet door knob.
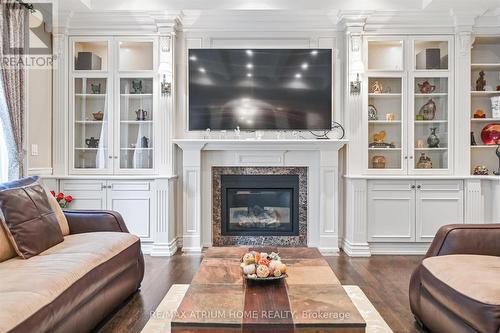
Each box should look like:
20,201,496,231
411,185,416,189
410,156,414,159
101,184,106,189
114,156,118,159
404,156,408,160
417,185,421,189
108,155,113,159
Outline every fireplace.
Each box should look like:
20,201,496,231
212,167,307,247
221,175,299,237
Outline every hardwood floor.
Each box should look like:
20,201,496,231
94,252,425,333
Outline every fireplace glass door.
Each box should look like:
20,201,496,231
221,175,299,236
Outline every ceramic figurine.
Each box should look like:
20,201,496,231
368,105,378,120
419,99,437,120
85,137,99,148
386,113,395,122
471,131,477,146
371,155,386,169
473,109,486,118
427,127,440,148
417,81,436,94
476,71,486,91
473,165,489,175
91,83,101,94
131,79,143,94
371,80,383,94
416,153,433,169
373,130,386,143
416,139,425,148
135,109,148,121
92,111,104,121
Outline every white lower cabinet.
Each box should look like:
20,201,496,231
60,179,153,240
368,179,464,243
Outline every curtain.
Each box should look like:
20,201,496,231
0,1,27,179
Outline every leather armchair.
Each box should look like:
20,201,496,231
410,224,500,333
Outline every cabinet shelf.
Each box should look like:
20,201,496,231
120,93,153,97
368,93,402,98
470,91,500,97
471,118,500,122
75,147,107,150
414,93,448,97
76,120,107,124
414,147,448,151
75,94,106,97
471,145,499,149
368,120,401,124
120,147,153,150
414,120,448,124
471,63,500,70
120,120,153,124
368,147,401,151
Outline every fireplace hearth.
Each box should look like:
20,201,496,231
212,167,307,247
221,175,299,237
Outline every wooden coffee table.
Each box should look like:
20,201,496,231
171,247,366,332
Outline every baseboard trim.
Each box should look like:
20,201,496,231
150,237,179,257
342,239,372,257
369,242,430,255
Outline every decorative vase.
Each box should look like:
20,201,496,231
427,127,440,148
419,99,437,120
416,153,433,169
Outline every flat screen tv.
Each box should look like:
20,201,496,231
188,49,332,130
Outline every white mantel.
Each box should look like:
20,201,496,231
174,139,348,254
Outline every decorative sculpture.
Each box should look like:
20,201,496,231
476,70,486,91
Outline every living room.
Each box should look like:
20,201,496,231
0,0,499,332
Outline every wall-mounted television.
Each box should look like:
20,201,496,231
188,49,332,130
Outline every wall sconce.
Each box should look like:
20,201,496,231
161,74,171,96
350,73,361,95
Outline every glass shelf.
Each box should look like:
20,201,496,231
367,40,403,71
119,77,154,170
414,40,448,70
74,41,107,71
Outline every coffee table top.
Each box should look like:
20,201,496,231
172,247,366,333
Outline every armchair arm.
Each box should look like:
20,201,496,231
425,224,500,259
64,210,130,234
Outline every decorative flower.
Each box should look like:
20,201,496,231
56,193,64,201
50,190,56,197
50,191,74,209
64,195,73,203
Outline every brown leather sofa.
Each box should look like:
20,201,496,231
410,224,500,333
0,210,144,333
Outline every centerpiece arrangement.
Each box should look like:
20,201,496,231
240,251,287,281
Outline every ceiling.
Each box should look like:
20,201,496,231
57,0,500,32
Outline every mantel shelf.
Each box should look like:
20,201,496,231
173,139,348,151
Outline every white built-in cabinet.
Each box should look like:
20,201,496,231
368,179,464,243
364,36,453,175
69,37,158,175
60,179,153,239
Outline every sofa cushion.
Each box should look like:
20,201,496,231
421,254,500,333
0,232,140,333
0,182,64,258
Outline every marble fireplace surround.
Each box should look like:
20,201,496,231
173,139,348,254
212,167,308,247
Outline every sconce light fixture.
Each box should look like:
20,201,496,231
350,73,361,95
161,74,171,96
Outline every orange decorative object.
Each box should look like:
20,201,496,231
258,258,270,267
474,109,486,118
373,131,386,143
481,123,500,145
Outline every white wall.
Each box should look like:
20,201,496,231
27,68,52,174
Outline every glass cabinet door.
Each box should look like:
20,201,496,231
74,41,108,71
73,77,110,170
368,77,404,171
414,40,448,70
118,77,154,170
412,77,449,170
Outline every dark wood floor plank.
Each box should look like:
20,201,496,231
95,252,424,333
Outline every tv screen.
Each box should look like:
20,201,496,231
188,49,332,130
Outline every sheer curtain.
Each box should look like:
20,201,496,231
0,75,14,182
